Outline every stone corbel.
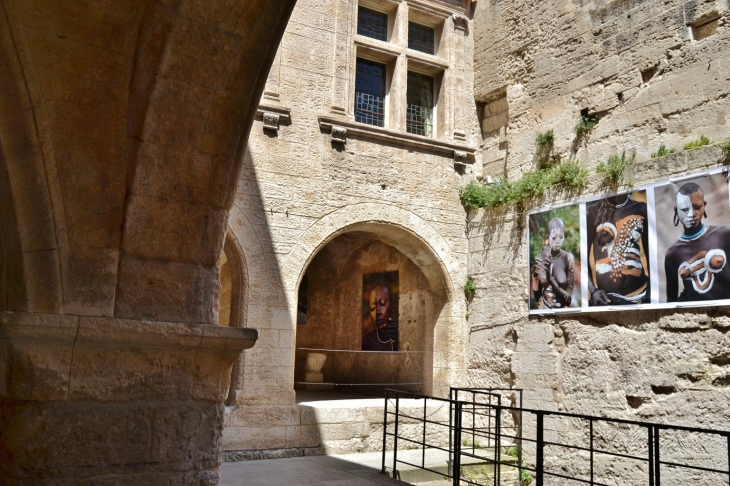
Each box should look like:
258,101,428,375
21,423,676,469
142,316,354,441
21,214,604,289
263,112,280,131
256,104,291,133
454,150,468,170
331,125,347,144
453,14,469,32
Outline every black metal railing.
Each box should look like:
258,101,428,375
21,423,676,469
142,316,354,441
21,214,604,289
382,388,730,485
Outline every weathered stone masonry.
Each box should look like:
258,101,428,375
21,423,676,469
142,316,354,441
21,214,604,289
468,0,730,480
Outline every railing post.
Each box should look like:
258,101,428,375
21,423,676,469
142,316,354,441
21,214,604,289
589,419,594,485
536,412,544,486
449,389,454,478
453,401,462,486
422,397,427,468
393,394,400,478
381,391,389,475
495,404,501,486
648,426,654,486
654,425,661,486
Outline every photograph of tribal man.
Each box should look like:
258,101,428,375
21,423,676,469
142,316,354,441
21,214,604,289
361,271,399,351
528,206,581,310
654,173,730,303
586,192,650,306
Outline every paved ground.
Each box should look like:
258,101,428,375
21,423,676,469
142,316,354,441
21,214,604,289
220,453,411,486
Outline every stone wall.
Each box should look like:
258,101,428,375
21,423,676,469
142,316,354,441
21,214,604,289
469,0,730,474
223,0,480,454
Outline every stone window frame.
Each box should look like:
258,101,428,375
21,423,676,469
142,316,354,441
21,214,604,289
349,0,454,140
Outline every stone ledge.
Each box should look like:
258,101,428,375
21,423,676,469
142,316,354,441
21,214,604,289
318,115,476,159
0,312,258,402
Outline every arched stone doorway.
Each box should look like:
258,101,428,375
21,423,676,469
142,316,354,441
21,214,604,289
283,203,467,398
295,232,439,395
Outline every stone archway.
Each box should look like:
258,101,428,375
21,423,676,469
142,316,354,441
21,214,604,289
283,203,467,397
0,1,297,483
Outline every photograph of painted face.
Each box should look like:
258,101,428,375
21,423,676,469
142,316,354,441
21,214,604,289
654,174,730,303
361,271,399,351
586,191,650,306
528,205,581,310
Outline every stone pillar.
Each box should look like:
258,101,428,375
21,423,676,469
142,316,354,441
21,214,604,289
0,312,257,485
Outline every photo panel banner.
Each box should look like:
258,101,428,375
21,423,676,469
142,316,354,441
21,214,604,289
362,271,399,351
527,167,730,314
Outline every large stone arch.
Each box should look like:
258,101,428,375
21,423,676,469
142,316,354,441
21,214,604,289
0,0,297,483
283,203,467,396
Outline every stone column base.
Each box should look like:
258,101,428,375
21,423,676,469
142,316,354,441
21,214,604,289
0,312,257,485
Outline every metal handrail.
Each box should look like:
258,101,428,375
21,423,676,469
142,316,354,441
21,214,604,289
381,388,730,486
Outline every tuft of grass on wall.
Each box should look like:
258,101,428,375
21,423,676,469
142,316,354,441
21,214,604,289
574,113,599,137
723,138,730,161
459,159,587,210
650,143,675,158
683,135,711,150
596,151,635,185
535,129,555,167
536,129,554,150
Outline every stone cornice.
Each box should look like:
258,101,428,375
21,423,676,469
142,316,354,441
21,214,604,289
318,115,476,159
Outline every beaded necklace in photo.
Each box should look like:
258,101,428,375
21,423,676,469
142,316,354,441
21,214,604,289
680,222,708,242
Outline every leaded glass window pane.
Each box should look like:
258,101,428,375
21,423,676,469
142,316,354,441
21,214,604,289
358,7,388,41
406,71,433,137
355,58,386,127
408,22,435,55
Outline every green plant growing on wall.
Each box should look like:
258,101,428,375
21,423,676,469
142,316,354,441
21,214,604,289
574,112,599,138
464,276,476,295
506,446,520,458
459,159,587,210
723,138,730,161
683,135,711,150
651,143,675,158
596,151,635,185
521,469,534,485
460,180,490,209
536,129,554,149
535,129,555,167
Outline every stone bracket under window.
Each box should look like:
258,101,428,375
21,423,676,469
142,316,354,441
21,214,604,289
452,14,469,32
318,115,476,162
256,103,292,133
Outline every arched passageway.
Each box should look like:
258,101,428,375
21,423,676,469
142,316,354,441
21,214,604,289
281,204,468,399
295,231,443,396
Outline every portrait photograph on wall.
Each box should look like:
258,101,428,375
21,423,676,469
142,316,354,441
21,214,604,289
528,205,581,310
586,191,650,307
653,173,730,304
362,271,399,351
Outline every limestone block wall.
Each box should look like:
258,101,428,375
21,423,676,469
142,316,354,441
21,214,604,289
223,0,481,454
468,1,730,479
473,0,730,178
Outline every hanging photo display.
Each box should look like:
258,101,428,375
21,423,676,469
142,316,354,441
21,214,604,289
527,167,730,314
362,271,399,351
528,206,581,310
